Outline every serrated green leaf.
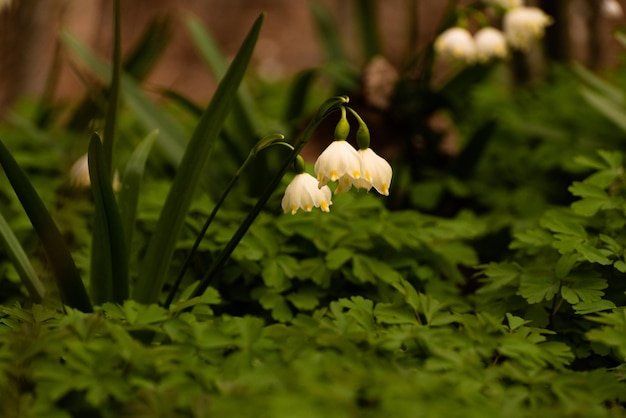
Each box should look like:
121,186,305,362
518,272,560,304
325,247,353,270
575,243,613,265
574,300,617,315
568,182,608,200
570,199,606,217
286,291,319,310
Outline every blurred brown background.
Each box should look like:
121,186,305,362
0,0,624,114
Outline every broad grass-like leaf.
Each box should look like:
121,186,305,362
133,14,265,304
61,32,187,166
581,87,626,134
310,1,347,63
0,211,45,302
0,140,92,312
89,133,129,304
573,63,624,106
118,130,157,257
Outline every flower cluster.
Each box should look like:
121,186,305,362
281,108,392,215
434,3,552,63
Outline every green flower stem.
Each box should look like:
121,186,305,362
346,106,370,149
165,134,289,308
188,96,349,300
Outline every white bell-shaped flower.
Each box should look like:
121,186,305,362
314,140,362,188
503,7,552,51
335,148,392,196
281,173,332,215
474,27,508,62
434,27,477,63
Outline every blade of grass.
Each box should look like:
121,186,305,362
573,63,624,106
133,13,265,304
310,1,347,63
88,133,129,304
103,0,121,170
0,211,46,303
118,130,157,258
0,140,92,312
62,32,187,166
581,88,626,134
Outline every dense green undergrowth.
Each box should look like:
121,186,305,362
3,2,626,417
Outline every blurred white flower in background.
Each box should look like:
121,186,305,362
602,0,623,18
503,7,552,50
474,27,508,61
281,173,332,214
69,153,121,191
434,27,477,63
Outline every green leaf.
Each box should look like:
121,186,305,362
0,211,45,302
540,210,587,239
518,271,560,304
61,32,187,166
0,140,92,312
325,247,353,270
134,14,265,304
476,262,521,294
573,63,625,105
581,87,626,134
561,277,607,305
574,243,612,265
89,134,129,304
118,130,157,257
286,290,320,311
574,300,617,315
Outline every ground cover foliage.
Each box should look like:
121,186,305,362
2,1,626,417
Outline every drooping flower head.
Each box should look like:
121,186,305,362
434,27,477,63
281,173,332,215
337,147,392,195
474,27,508,62
503,7,552,51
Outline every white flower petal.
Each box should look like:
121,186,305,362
281,173,333,215
314,140,362,187
357,148,392,196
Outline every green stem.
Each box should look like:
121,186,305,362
164,153,252,308
103,0,121,172
188,96,349,299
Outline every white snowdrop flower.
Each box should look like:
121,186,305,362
69,153,121,191
314,140,362,188
341,148,392,195
602,0,623,18
281,173,332,214
434,27,477,63
503,7,552,51
485,0,523,9
475,27,508,62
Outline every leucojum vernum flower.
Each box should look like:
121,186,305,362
282,105,392,214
